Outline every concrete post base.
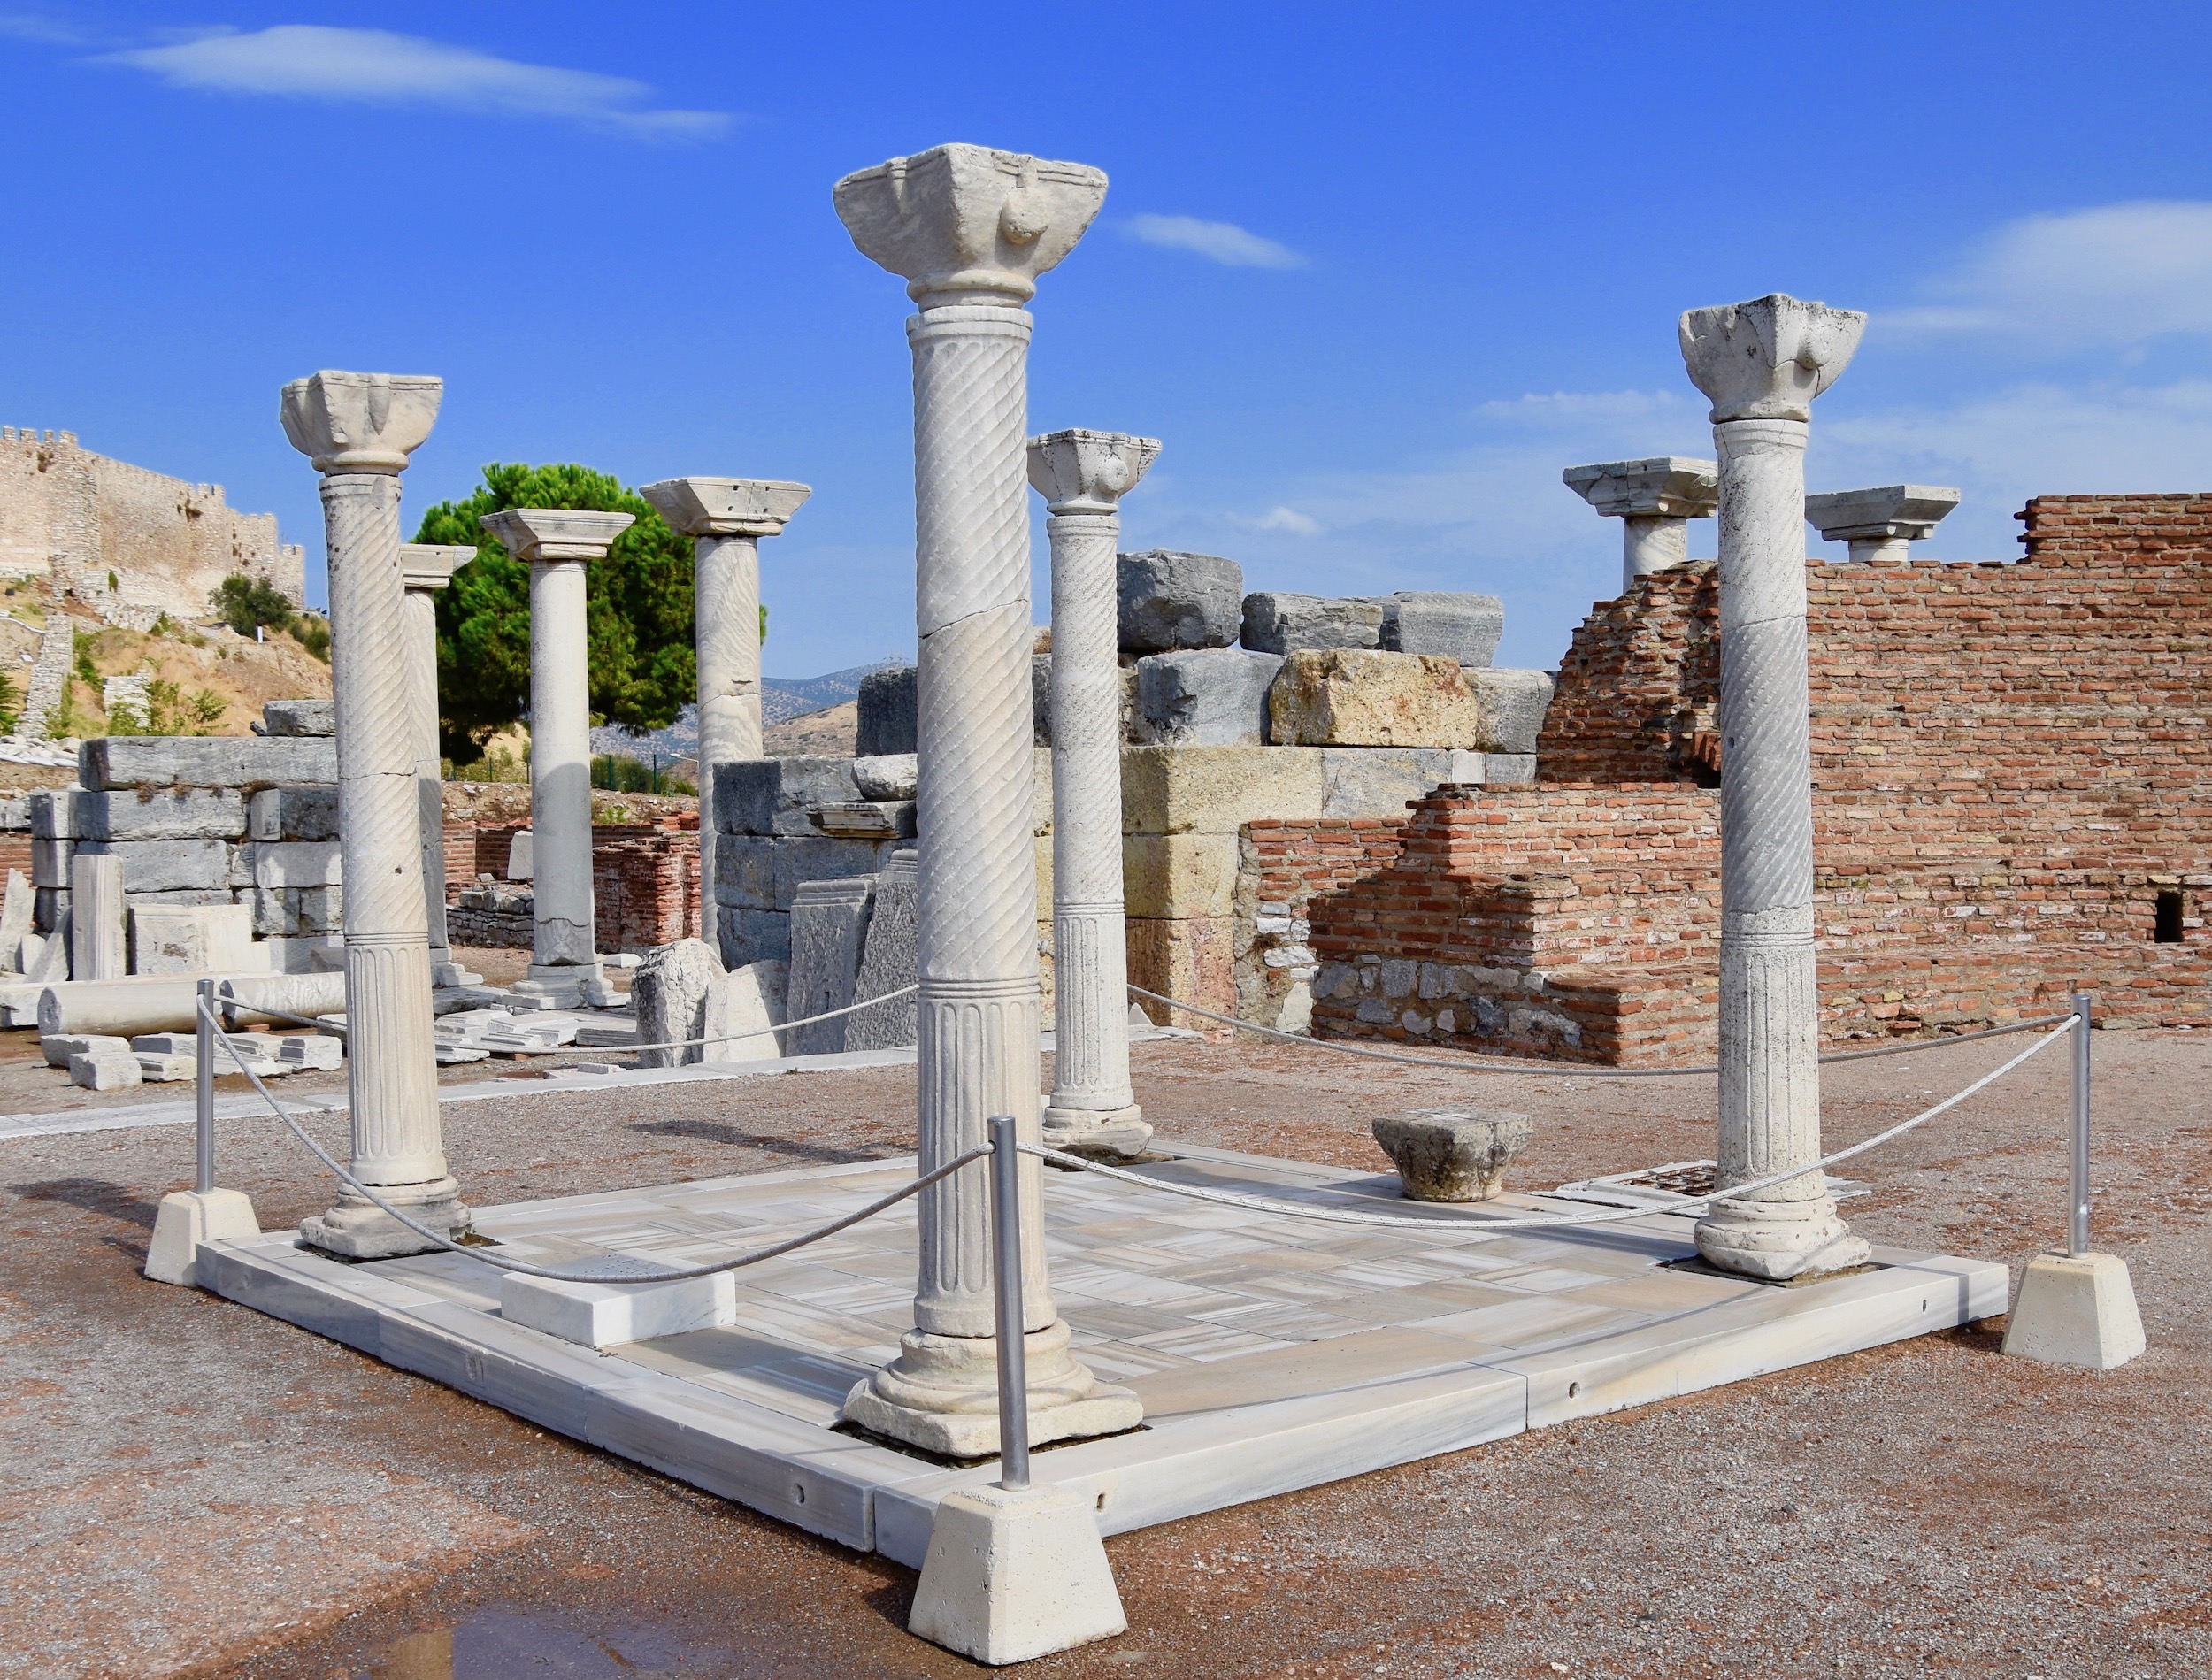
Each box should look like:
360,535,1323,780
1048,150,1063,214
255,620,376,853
1041,1104,1151,1160
2001,1251,2147,1369
144,1188,261,1287
842,1320,1143,1459
300,1178,470,1260
908,1483,1126,1666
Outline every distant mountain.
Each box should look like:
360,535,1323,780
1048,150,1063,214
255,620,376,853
590,656,905,763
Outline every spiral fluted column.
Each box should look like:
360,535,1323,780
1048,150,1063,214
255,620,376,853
399,544,479,988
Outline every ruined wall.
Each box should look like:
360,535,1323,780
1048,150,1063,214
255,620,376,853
444,819,701,955
0,428,304,630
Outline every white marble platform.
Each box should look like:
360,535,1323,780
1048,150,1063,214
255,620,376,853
198,1144,2005,1568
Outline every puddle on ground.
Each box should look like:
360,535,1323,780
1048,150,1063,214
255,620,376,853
362,1610,772,1678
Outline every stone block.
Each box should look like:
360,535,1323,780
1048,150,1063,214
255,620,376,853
718,906,789,969
260,699,334,736
31,838,72,890
772,834,896,911
810,801,917,840
130,902,256,975
2001,1252,2147,1369
1120,746,1328,837
1269,650,1484,748
262,934,344,975
717,756,863,838
856,665,918,758
499,1264,736,1350
24,909,67,980
847,848,918,1051
143,1187,261,1287
1125,916,1235,1020
38,789,247,841
1240,592,1385,654
633,937,723,1070
246,841,342,891
1372,592,1505,668
712,834,779,911
1371,1108,1533,1201
71,854,127,982
1473,668,1556,755
1317,748,1486,819
784,876,876,1056
705,959,787,1060
907,1483,1127,1666
45,1031,130,1069
80,734,338,790
1484,753,1537,785
1123,833,1240,919
1133,649,1282,747
1117,550,1243,653
69,1047,142,1090
277,1033,343,1070
78,839,234,894
253,884,342,938
506,830,533,881
852,754,918,801
0,870,28,971
247,786,339,842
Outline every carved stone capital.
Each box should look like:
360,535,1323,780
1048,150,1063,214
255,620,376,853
640,478,811,539
280,371,442,474
1678,295,1865,423
478,508,634,563
1803,485,1960,544
1562,456,1718,520
398,542,474,593
834,143,1107,308
1025,429,1161,515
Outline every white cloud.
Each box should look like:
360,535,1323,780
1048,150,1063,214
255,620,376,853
1248,506,1321,536
96,25,728,138
1473,388,1692,427
0,12,86,44
1125,213,1304,270
1887,201,2212,346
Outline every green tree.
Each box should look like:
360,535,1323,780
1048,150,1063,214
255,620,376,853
411,464,695,760
211,573,296,638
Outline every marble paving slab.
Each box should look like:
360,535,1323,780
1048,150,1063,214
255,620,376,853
199,1141,2007,1569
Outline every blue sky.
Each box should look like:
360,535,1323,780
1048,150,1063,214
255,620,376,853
5,4,2212,677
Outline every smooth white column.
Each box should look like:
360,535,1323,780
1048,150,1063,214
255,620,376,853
639,478,810,952
1563,456,1720,595
477,509,633,1009
1029,428,1158,1158
1679,294,1869,1281
281,371,466,1258
398,544,480,988
833,142,1140,1457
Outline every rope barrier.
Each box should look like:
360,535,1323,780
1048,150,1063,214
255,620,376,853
1023,1016,2077,1235
1128,983,2071,1078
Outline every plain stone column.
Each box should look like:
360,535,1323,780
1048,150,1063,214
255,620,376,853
833,142,1141,1456
477,510,634,1009
639,478,811,949
1029,428,1159,1158
280,371,466,1257
1805,485,1961,564
1680,295,1870,1281
398,544,480,988
69,853,126,981
1563,457,1720,595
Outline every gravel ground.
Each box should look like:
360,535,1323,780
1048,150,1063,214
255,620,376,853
1,1023,2205,1679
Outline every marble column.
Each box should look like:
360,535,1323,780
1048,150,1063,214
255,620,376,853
639,478,811,952
1678,294,1870,1281
832,142,1141,1456
1805,485,1961,565
1562,456,1720,594
477,509,634,1010
280,371,467,1258
1029,428,1159,1159
398,544,480,989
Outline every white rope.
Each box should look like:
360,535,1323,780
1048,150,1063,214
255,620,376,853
1025,1016,2077,1235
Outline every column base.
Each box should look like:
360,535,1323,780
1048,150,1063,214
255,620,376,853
1041,1103,1151,1160
510,963,603,1010
1694,1192,1869,1282
841,1319,1143,1460
431,960,484,988
300,1177,470,1260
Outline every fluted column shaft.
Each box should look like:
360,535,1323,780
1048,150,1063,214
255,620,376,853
528,556,595,973
695,531,760,937
400,585,457,978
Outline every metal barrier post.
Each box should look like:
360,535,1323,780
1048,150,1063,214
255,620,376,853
987,1114,1031,1491
195,978,216,1196
2069,992,2093,1258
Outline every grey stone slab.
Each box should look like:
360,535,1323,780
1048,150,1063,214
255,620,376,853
718,906,790,969
1473,669,1555,755
45,789,249,841
1484,753,1536,785
0,795,26,833
260,699,334,736
244,840,342,890
247,785,339,842
1133,649,1282,747
30,837,71,890
846,848,917,1051
784,876,875,1056
712,834,779,911
1118,551,1243,653
716,757,862,838
855,665,918,758
634,937,723,1070
1373,593,1504,668
75,838,232,893
772,835,897,912
1317,748,1486,818
81,734,338,790
1240,592,1385,655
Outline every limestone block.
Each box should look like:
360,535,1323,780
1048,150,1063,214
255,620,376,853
247,786,339,842
2001,1252,2146,1369
1485,753,1537,785
69,1047,142,1090
24,909,67,982
31,838,72,890
1373,592,1505,668
633,937,724,1069
856,665,918,757
131,901,256,975
718,756,864,838
260,699,334,736
1120,746,1328,836
499,1264,736,1350
254,884,342,938
718,907,789,969
45,1031,130,1069
246,841,342,891
705,958,787,1060
1123,833,1240,919
1133,649,1282,747
772,835,896,911
810,801,917,840
1269,651,1484,749
1125,916,1235,1019
136,1052,196,1081
847,848,918,1052
785,876,875,1055
0,869,28,971
79,734,337,790
70,854,127,981
908,1483,1127,1666
1240,592,1385,655
1473,669,1556,756
1117,550,1243,653
1317,748,1486,820
1372,1108,1533,1201
262,934,344,975
505,830,533,881
852,754,919,801
712,835,779,911
277,1033,343,1070
39,789,247,842
143,1187,261,1287
79,839,233,894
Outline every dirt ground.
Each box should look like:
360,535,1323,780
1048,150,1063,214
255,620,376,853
2,1021,2205,1680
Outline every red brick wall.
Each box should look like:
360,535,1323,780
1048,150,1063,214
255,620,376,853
1237,817,1411,1026
442,820,701,954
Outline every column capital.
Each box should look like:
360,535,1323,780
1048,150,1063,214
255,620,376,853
834,142,1107,309
1562,456,1718,520
1678,294,1865,423
478,508,634,562
398,542,475,592
1026,429,1161,515
640,478,811,538
280,371,442,474
1804,484,1960,545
